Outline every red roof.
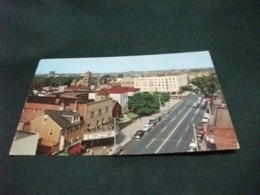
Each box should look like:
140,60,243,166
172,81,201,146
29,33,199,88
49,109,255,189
97,87,140,95
214,127,239,150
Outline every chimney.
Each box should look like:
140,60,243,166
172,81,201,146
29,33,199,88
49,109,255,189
74,100,78,112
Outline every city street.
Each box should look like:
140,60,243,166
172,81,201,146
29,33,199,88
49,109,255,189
121,93,205,154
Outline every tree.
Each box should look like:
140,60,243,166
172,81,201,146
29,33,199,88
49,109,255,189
100,75,111,84
128,93,160,116
180,85,192,92
190,75,221,97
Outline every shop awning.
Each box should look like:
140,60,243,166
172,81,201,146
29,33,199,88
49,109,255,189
68,143,84,155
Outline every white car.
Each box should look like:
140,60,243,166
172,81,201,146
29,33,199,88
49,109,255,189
201,117,209,123
187,142,197,152
142,124,153,132
204,113,210,118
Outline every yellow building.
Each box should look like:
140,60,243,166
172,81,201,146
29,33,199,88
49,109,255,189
134,74,188,93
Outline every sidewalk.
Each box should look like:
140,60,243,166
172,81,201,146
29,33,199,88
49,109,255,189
117,98,182,147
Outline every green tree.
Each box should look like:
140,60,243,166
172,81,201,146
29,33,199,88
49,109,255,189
100,75,111,84
180,85,192,92
191,75,221,97
128,93,160,116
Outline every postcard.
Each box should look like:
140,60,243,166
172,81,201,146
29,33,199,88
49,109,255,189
9,51,240,156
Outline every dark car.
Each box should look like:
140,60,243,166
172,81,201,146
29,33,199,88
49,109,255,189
155,116,162,122
200,103,206,109
149,118,158,126
134,130,145,139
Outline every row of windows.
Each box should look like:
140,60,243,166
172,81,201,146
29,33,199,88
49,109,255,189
90,107,109,118
121,82,134,84
33,125,81,136
68,136,80,146
135,77,176,81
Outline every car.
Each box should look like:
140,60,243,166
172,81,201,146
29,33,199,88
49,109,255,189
187,142,197,152
142,124,153,132
149,118,158,126
107,145,123,155
202,99,207,103
204,112,210,118
201,117,209,123
155,116,162,122
193,102,199,108
200,103,206,109
198,97,202,101
133,130,145,139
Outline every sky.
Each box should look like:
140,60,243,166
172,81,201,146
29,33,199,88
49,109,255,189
36,51,214,74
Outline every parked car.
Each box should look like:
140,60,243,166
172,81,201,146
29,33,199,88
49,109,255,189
155,116,162,122
149,118,157,126
107,145,123,155
187,142,197,152
201,117,209,123
198,97,202,101
200,103,206,109
133,130,145,139
204,112,210,118
142,124,153,132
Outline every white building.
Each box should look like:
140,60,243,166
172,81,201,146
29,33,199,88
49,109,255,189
9,131,39,155
134,74,188,93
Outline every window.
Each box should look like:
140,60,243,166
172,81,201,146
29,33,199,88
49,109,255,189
62,130,66,135
34,126,38,133
106,107,109,112
49,129,53,136
98,109,102,115
91,111,94,118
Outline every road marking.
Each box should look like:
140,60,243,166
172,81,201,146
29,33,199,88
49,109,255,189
185,125,190,132
146,138,155,148
155,106,193,153
170,100,183,113
178,110,182,115
191,116,194,121
171,116,176,122
195,107,200,114
161,126,167,133
176,137,182,146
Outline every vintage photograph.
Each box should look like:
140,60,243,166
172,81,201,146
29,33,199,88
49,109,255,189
9,51,240,156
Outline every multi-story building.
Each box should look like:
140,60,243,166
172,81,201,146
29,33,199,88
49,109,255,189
121,77,135,88
28,110,84,155
187,71,212,83
9,131,39,155
17,90,118,153
90,87,140,114
134,74,188,93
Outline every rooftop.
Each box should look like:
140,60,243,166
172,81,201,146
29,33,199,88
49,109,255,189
214,107,234,128
97,86,140,95
214,127,239,150
14,131,36,140
45,110,74,129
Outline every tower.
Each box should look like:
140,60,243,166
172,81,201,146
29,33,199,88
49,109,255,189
83,71,92,87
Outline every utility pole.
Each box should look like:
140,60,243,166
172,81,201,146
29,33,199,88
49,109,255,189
193,123,199,151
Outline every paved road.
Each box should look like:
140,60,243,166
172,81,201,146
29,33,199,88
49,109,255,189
121,93,205,155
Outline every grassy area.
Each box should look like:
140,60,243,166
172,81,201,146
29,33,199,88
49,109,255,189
126,112,139,120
